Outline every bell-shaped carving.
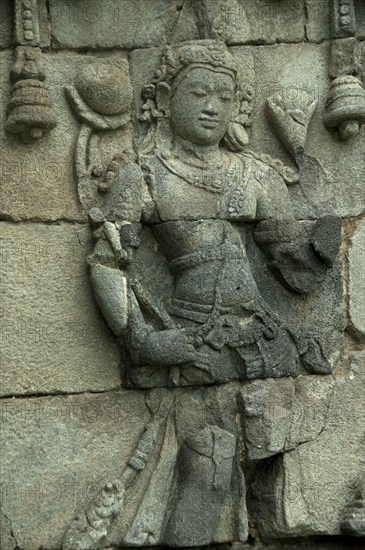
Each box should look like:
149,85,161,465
5,78,57,141
324,75,365,140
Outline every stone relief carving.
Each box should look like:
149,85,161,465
331,0,356,38
267,88,318,162
63,40,342,549
65,62,133,211
5,0,57,141
341,475,365,537
325,0,365,140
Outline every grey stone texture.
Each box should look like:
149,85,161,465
0,2,365,549
0,0,13,49
239,374,335,461
0,390,150,550
349,220,365,338
248,352,365,539
247,42,365,219
0,0,51,49
49,0,182,50
50,0,308,49
0,222,121,396
131,42,365,220
305,0,365,42
0,52,133,222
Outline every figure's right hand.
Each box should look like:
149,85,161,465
139,329,195,367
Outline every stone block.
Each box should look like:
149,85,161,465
248,352,365,539
0,0,50,49
49,0,181,49
242,0,305,45
49,0,306,49
173,0,305,45
239,375,334,461
349,220,365,338
0,222,121,396
305,0,331,43
0,390,151,550
0,52,133,222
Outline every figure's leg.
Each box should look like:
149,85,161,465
164,424,236,547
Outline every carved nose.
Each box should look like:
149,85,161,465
203,99,219,116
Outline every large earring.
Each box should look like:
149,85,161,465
223,122,249,152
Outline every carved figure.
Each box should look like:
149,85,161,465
64,40,341,549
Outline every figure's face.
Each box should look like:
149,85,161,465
170,67,235,146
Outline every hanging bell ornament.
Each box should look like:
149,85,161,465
5,78,57,141
324,76,365,140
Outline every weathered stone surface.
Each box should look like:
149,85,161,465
0,0,13,49
174,0,305,45
0,6,362,548
132,42,365,219
239,374,334,461
49,0,306,49
329,38,358,78
306,0,365,42
0,390,151,550
0,0,50,49
242,0,305,44
356,1,365,40
249,42,365,219
239,377,295,460
349,220,365,338
49,0,182,49
305,0,331,43
0,222,121,395
0,52,133,222
248,352,365,539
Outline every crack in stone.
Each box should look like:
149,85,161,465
303,0,310,42
283,379,336,455
167,0,187,42
0,386,123,401
0,509,19,549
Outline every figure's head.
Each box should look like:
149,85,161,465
140,41,253,152
169,65,235,146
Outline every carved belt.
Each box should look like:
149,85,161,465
169,246,245,273
170,298,247,324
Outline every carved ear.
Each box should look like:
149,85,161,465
156,82,171,113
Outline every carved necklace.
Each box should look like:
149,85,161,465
158,150,226,193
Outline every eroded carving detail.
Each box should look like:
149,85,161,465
64,40,341,549
5,0,57,141
325,0,365,141
324,75,365,140
267,88,318,161
341,476,365,537
65,62,133,210
331,0,356,38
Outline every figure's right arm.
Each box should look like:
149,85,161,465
87,161,147,336
88,159,195,367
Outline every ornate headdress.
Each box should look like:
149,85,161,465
139,40,254,154
154,40,239,85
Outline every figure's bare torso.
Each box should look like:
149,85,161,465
145,151,262,308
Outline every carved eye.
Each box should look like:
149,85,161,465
191,90,207,98
220,94,233,102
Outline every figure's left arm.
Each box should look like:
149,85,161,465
254,166,341,294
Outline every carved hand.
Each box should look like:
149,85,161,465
139,329,196,367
